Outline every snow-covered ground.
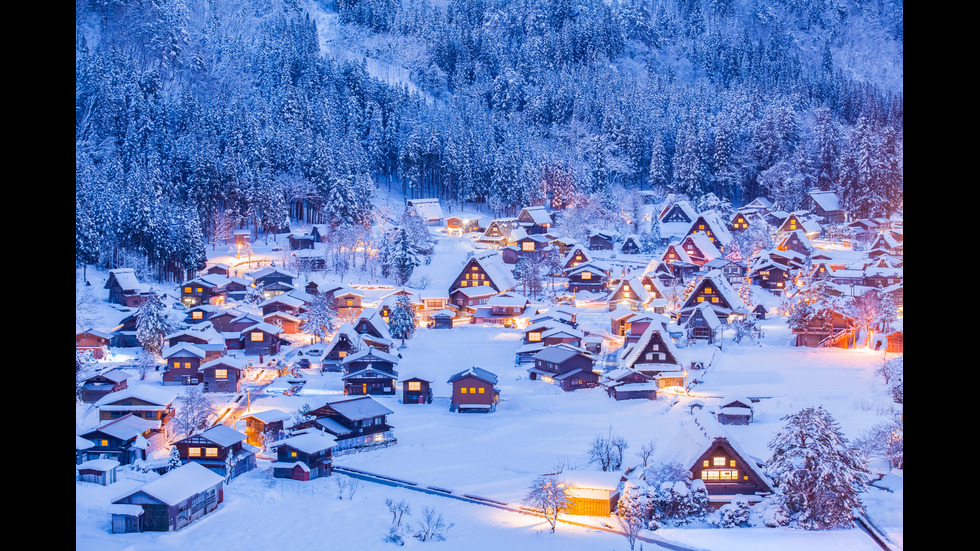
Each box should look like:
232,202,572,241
76,200,902,550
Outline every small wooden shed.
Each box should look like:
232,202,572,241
76,458,120,485
402,377,433,404
431,309,455,329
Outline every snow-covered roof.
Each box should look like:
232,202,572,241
269,430,337,453
113,462,224,507
326,395,394,420
520,206,554,225
107,269,142,291
341,346,400,365
470,251,518,291
77,458,120,472
533,345,588,364
623,325,682,370
559,469,623,491
807,190,842,212
242,409,291,424
187,424,248,447
447,366,498,386
82,413,159,441
95,385,178,408
682,232,722,260
161,342,207,359
407,198,445,221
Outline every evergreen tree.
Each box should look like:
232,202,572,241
766,406,870,530
392,228,420,285
136,294,178,356
302,292,336,343
387,294,418,347
168,445,182,471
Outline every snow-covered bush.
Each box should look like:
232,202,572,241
712,497,752,528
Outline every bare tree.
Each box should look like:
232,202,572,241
335,475,361,500
637,441,657,467
170,386,218,439
384,497,413,544
524,474,572,533
587,428,629,471
414,507,454,542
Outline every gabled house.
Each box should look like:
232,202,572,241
620,324,685,387
729,211,755,233
269,431,336,481
528,345,597,391
94,385,177,433
341,346,399,396
777,229,814,258
746,252,794,293
263,310,302,334
161,342,207,386
445,216,481,235
407,198,445,225
165,324,226,362
502,232,552,264
105,268,155,307
685,211,734,254
259,293,307,317
200,357,246,393
180,274,230,307
803,189,846,223
448,251,518,295
240,409,291,447
184,304,222,325
566,263,610,294
353,309,394,352
601,368,658,401
677,271,746,325
740,197,774,217
239,322,284,357
80,368,129,403
248,266,297,289
775,212,821,240
561,245,592,272
448,367,500,413
701,258,747,287
479,218,522,245
78,413,157,465
658,199,697,224
620,235,642,255
77,328,113,359
402,377,433,404
661,241,694,266
679,232,723,266
716,397,754,425
517,205,554,234
473,292,529,325
173,424,256,480
607,276,652,312
109,462,224,533
792,308,857,348
587,230,616,250
293,395,396,451
287,232,316,250
322,323,364,370
683,301,724,343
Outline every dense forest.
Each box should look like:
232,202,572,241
75,0,902,281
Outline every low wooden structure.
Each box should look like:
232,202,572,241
402,377,433,404
110,462,224,532
448,367,499,412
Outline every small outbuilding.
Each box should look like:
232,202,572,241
448,367,499,413
402,377,433,404
560,470,624,517
76,458,120,486
110,462,224,532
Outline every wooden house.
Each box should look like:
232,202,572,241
94,386,177,433
472,292,529,325
204,263,231,277
792,309,857,348
445,216,480,235
200,357,246,393
110,312,141,348
620,325,686,387
341,346,399,396
561,470,624,517
661,241,693,266
877,329,903,353
263,311,302,334
322,324,364,370
249,266,297,289
747,253,795,293
683,301,723,343
777,229,814,258
76,328,113,359
658,200,697,224
407,198,445,225
870,230,903,257
353,309,394,352
607,276,652,312
601,368,658,401
292,395,396,451
287,232,316,250
76,458,119,486
269,431,337,481
110,462,224,533
80,368,129,403
685,211,733,254
620,235,642,255
430,309,455,329
502,232,552,264
184,304,221,325
622,312,669,345
716,397,754,425
679,232,723,266
566,263,610,294
656,413,774,510
161,342,207,385
105,268,155,307
527,345,598,391
775,212,821,240
803,189,846,223
729,211,754,233
449,285,498,313
239,321,284,357
480,218,522,245
609,307,635,337
332,287,366,318
78,413,158,465
587,230,616,250
180,274,230,307
561,245,592,273
517,205,554,234
259,293,307,317
678,270,746,323
240,409,291,447
448,367,500,413
173,424,256,480
448,251,518,296
165,325,226,362
740,197,774,217
402,377,433,404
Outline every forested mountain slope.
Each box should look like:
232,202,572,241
75,0,902,281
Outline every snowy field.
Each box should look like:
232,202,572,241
75,204,902,550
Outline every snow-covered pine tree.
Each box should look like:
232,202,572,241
387,294,417,347
766,406,870,530
136,294,179,356
168,445,182,471
302,292,336,343
616,480,651,550
392,228,420,286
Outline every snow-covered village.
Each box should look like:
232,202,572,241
76,1,902,550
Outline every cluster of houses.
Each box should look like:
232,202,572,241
77,189,902,534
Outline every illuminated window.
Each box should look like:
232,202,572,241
472,266,479,271
704,288,712,294
581,271,592,280
100,439,109,447
338,351,346,358
469,387,476,394
522,242,534,251
346,299,353,307
174,361,180,369
711,297,719,303
408,381,421,391
528,332,541,342
697,297,704,302
215,369,227,379
699,224,705,229
702,470,739,480
713,457,726,466
250,332,264,342
465,273,470,279
196,287,203,293
184,362,191,369
205,447,218,457
730,460,736,467
460,387,467,393
483,281,489,286
290,451,297,457
189,447,201,457
702,460,709,467
192,311,203,319
184,287,192,293
461,280,468,287
478,387,485,393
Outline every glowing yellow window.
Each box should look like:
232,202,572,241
528,332,541,342
483,281,489,286
522,242,535,251
290,451,297,457
711,297,719,303
338,351,347,358
184,362,191,369
581,271,592,280
699,224,704,229
702,460,709,467
713,457,726,466
192,311,203,319
472,266,479,271
460,387,467,393
408,381,421,391
465,273,470,279
250,332,263,342
461,280,468,287
173,361,180,368
184,287,192,293
704,288,712,294
697,297,704,302
470,388,477,394
730,460,736,468
100,439,109,447
205,447,218,457
189,447,201,457
214,369,227,379
346,299,353,307
478,387,485,393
